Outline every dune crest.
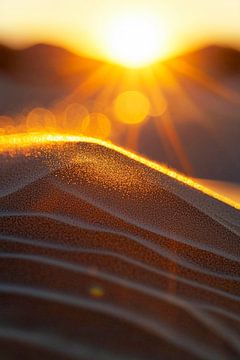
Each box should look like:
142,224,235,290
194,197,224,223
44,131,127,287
0,133,239,210
0,134,239,360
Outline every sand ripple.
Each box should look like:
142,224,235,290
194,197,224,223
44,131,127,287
0,139,239,360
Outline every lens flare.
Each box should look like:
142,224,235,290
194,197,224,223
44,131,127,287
0,116,14,134
114,91,150,125
84,112,111,139
62,103,89,133
89,286,104,298
26,108,56,132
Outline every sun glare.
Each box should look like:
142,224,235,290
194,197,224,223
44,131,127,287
106,12,166,68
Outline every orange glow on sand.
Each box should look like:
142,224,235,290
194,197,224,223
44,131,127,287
0,132,239,210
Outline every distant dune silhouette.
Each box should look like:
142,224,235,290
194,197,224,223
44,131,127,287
1,43,240,82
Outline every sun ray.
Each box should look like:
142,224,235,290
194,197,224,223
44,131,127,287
154,111,194,176
125,124,141,151
172,60,240,105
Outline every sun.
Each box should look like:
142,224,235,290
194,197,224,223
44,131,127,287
105,12,166,68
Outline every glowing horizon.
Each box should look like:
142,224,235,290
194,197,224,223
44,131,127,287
0,0,240,66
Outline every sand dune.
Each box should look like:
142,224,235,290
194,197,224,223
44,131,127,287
0,135,239,360
194,178,240,205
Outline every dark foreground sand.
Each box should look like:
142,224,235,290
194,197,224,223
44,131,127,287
0,137,239,360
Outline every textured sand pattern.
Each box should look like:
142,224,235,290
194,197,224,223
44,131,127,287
0,138,239,360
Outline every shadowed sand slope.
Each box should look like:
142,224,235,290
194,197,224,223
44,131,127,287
0,135,239,360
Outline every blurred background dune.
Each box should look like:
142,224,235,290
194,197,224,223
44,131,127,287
0,0,240,189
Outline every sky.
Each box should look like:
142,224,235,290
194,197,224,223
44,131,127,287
0,0,240,63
